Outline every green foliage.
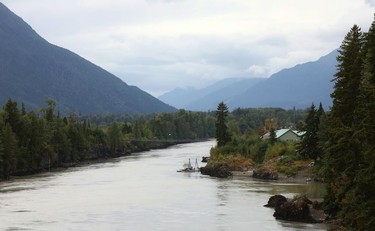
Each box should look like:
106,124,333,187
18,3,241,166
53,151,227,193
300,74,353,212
321,24,365,218
0,99,217,180
107,122,124,154
0,98,314,182
269,128,276,144
231,107,307,131
208,149,254,171
319,18,375,230
298,103,324,161
277,160,310,177
264,142,297,161
215,102,230,147
0,124,18,179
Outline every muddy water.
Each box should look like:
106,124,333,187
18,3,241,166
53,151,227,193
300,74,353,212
0,140,327,231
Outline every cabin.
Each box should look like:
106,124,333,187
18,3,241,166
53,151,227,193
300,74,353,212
262,129,305,142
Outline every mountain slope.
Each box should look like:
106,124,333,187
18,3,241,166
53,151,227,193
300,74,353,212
158,78,243,109
185,78,264,111
0,3,176,114
160,50,336,112
228,50,337,110
158,78,264,110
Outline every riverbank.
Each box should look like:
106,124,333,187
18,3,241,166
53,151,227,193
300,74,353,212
203,168,321,185
6,139,208,181
201,153,319,183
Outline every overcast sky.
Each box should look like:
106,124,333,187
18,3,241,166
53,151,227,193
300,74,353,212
2,0,375,96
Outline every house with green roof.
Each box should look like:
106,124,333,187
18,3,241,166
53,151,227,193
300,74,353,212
263,129,305,142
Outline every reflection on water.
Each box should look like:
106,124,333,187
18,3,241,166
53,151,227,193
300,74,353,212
0,140,327,231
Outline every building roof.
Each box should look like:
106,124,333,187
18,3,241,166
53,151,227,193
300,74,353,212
275,129,305,138
262,129,305,140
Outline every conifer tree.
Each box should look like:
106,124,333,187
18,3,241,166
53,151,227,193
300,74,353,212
0,138,3,173
298,103,321,161
322,25,365,216
343,16,375,230
215,102,230,147
3,99,21,136
0,124,18,179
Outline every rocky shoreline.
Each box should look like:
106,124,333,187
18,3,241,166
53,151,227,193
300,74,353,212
265,194,327,223
200,164,316,183
199,163,332,226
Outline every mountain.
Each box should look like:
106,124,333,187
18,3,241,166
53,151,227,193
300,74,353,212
158,78,245,109
158,78,264,110
160,50,337,111
184,78,264,111
228,50,337,110
0,3,176,114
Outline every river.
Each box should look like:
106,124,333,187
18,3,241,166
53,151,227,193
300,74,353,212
0,140,327,231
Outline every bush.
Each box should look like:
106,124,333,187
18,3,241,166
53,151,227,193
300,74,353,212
208,149,254,171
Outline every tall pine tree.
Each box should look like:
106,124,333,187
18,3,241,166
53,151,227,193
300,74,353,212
322,25,364,216
215,102,230,147
298,103,324,161
343,16,375,230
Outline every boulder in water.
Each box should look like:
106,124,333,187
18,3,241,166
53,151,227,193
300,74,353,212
264,195,287,208
200,163,232,178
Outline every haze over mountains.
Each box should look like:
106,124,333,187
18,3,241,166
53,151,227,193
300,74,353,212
159,78,264,110
159,50,337,111
0,3,176,115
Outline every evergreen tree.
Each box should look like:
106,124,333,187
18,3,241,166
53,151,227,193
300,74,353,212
215,102,230,147
322,25,364,217
331,25,364,122
298,103,324,161
343,16,375,230
0,137,3,175
41,99,57,122
0,124,18,179
107,122,123,154
298,104,318,160
3,99,21,136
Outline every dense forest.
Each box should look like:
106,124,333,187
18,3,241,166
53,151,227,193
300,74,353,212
0,99,215,180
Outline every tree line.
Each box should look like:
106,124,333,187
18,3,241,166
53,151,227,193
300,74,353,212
0,97,309,181
0,100,215,180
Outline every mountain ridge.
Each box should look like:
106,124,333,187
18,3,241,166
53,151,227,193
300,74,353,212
0,3,176,115
228,50,337,109
159,50,337,111
158,78,264,110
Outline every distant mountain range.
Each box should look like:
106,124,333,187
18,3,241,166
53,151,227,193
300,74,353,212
0,3,176,115
159,78,265,110
159,50,337,111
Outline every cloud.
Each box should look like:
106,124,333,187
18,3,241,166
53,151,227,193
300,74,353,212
366,0,375,7
247,50,332,78
2,0,374,96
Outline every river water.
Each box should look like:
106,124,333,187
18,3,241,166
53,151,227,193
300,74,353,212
0,140,327,231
